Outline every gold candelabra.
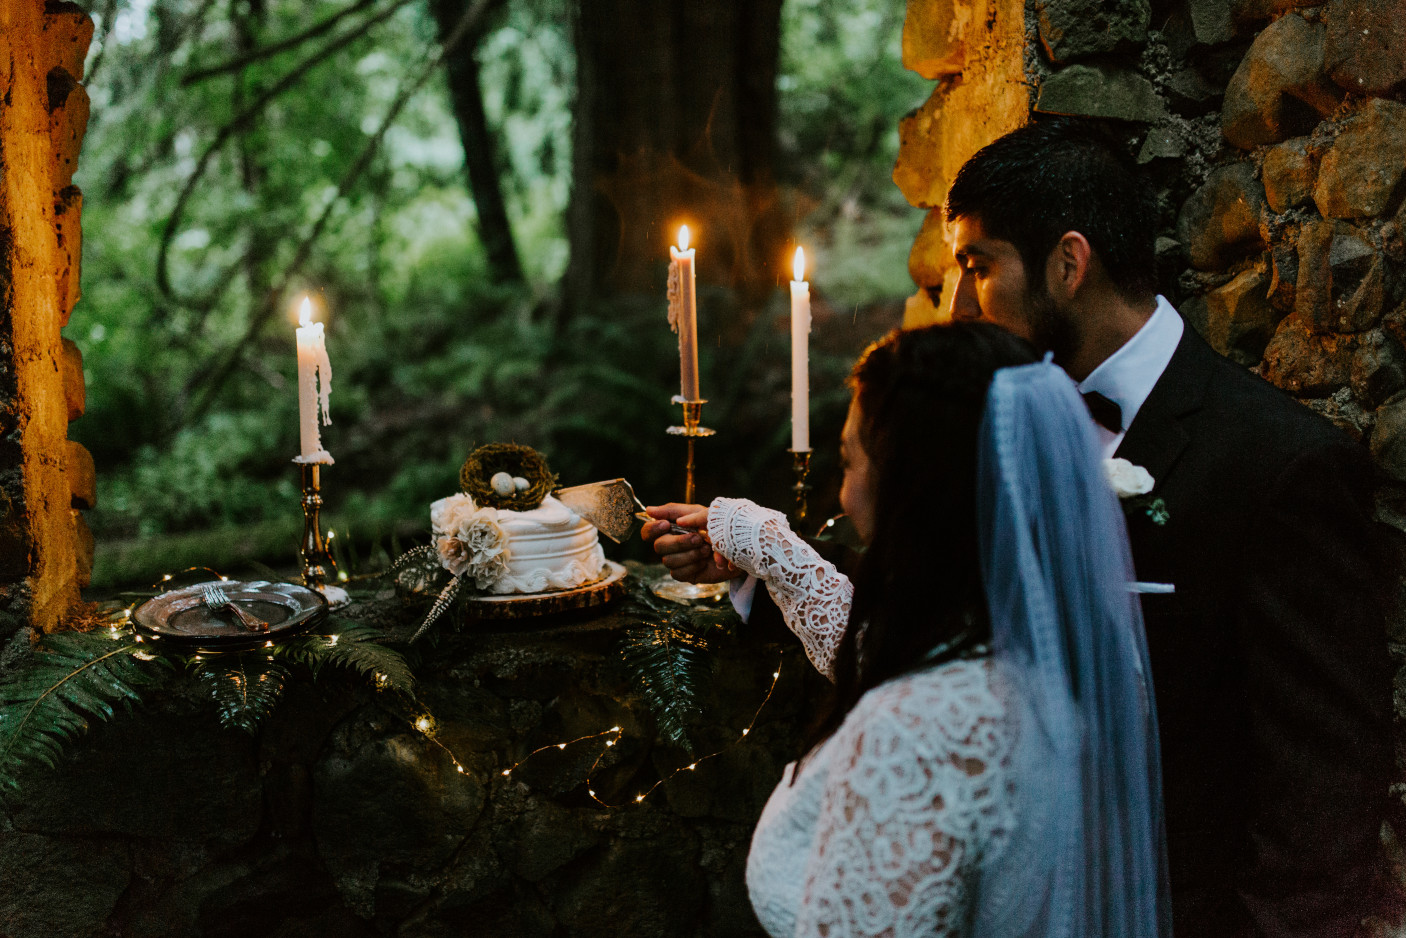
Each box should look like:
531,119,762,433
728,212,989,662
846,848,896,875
788,449,813,525
297,462,337,592
666,396,715,504
654,396,727,603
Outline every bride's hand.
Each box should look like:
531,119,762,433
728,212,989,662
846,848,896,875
642,503,741,584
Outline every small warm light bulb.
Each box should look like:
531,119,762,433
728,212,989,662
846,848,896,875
328,635,339,646
611,726,621,733
793,246,806,283
635,794,645,802
502,769,511,776
773,672,780,679
687,764,697,771
677,225,690,252
557,743,567,750
327,530,336,540
265,641,274,648
456,765,465,774
219,575,229,581
741,728,749,736
162,574,172,581
605,740,615,747
415,716,434,734
588,789,596,797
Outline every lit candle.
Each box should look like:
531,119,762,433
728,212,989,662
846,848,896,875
668,225,700,401
790,247,811,452
294,295,334,464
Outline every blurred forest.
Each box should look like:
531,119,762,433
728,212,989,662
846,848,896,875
68,0,929,586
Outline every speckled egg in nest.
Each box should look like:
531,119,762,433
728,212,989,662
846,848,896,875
459,443,558,511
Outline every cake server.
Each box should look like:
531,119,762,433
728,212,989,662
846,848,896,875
555,478,708,543
555,478,649,543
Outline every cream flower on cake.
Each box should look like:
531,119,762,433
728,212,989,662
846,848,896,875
431,493,479,537
435,505,510,589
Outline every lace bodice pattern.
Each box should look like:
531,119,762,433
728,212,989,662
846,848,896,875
707,498,1019,938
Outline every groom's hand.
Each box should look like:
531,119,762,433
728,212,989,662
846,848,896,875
642,503,741,584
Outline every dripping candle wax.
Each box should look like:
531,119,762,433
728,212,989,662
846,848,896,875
295,295,334,463
668,225,700,401
790,247,811,452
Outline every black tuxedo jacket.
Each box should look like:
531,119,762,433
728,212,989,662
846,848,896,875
1115,324,1391,938
749,324,1393,938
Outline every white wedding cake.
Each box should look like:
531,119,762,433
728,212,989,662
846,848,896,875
430,491,606,595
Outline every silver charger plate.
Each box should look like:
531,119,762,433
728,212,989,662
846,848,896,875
133,580,329,652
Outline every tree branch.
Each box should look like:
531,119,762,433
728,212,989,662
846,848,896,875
179,0,381,87
155,0,416,308
179,0,496,425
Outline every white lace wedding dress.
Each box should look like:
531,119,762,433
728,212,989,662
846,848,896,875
707,497,1020,938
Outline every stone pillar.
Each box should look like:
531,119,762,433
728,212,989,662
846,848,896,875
895,0,1033,326
0,1,95,637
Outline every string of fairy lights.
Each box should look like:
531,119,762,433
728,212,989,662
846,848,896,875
104,566,791,810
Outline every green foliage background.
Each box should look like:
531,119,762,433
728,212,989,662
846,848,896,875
69,0,929,587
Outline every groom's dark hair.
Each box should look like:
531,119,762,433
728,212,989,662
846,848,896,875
799,322,1038,769
944,117,1158,303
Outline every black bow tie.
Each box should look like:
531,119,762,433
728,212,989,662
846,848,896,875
1082,391,1124,434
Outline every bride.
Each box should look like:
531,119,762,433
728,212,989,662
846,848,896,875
650,323,1169,937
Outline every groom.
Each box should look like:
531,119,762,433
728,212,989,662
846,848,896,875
646,119,1394,938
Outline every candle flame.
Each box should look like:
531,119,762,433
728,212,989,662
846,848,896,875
677,225,690,252
298,296,313,327
793,247,806,283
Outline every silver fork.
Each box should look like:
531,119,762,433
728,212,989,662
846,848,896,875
202,585,269,632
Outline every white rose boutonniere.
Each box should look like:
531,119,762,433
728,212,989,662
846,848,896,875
1103,458,1169,525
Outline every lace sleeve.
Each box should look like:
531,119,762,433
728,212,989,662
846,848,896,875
708,497,852,681
793,666,1012,937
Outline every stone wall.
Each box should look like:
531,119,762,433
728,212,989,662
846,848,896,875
0,1,96,637
0,600,827,937
897,1,1406,543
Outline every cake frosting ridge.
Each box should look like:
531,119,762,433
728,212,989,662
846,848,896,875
491,494,606,594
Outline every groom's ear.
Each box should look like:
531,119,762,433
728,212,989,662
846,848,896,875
1043,231,1093,302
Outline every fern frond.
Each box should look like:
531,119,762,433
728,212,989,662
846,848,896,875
618,621,713,754
0,632,170,797
276,625,415,696
410,575,465,643
193,654,290,734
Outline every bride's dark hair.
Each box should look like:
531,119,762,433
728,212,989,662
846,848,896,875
801,321,1038,762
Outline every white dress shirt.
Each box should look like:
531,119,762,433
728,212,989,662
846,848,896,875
1077,295,1184,460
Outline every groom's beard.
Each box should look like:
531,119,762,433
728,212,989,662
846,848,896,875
1024,283,1078,365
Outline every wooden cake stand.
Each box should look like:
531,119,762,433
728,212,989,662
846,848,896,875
463,560,628,620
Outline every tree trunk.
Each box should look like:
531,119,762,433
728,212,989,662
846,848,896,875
566,0,785,313
430,0,523,285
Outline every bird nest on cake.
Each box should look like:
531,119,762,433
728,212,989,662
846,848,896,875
459,443,558,511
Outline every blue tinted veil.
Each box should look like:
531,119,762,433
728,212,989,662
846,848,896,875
970,359,1171,938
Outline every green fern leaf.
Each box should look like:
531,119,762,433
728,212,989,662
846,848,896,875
618,621,712,754
0,632,170,798
192,654,290,734
276,624,415,696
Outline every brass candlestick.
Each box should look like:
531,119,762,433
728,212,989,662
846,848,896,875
297,462,337,592
666,396,715,504
789,449,813,525
654,396,727,603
